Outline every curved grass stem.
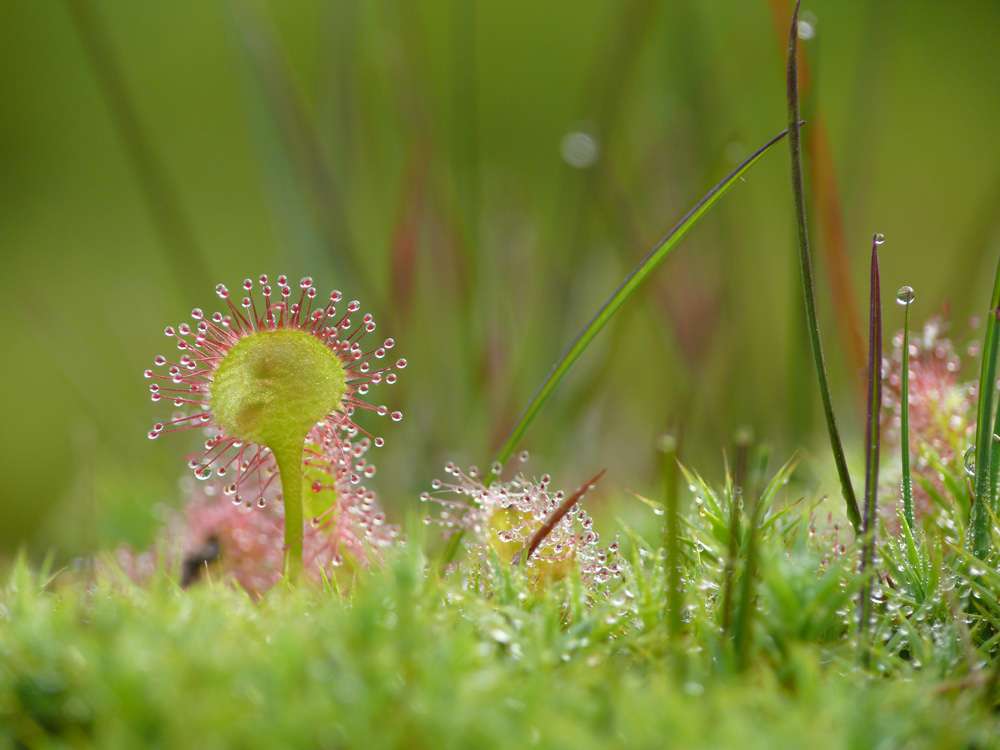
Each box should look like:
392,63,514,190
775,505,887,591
490,127,791,473
787,0,861,534
439,127,791,569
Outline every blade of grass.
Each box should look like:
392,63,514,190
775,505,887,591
766,0,866,387
858,234,883,664
970,255,1000,557
721,431,751,637
491,126,791,472
228,0,371,300
720,456,740,637
63,0,210,303
733,475,764,672
786,0,861,533
450,0,480,255
897,285,916,531
440,128,790,570
991,356,1000,518
658,434,683,646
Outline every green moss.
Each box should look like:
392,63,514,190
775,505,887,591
3,544,1000,749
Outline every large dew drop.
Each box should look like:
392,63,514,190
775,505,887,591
896,286,915,306
964,445,976,477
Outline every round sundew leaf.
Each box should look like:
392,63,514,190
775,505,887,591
211,329,347,458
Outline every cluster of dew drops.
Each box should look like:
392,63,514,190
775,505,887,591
146,275,405,429
422,451,629,590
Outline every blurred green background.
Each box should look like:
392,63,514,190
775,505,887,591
3,0,1000,561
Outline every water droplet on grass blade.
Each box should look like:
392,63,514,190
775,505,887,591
964,446,976,477
874,233,885,244
896,286,914,306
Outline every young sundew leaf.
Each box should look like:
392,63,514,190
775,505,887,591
859,234,884,654
787,0,861,534
490,126,791,472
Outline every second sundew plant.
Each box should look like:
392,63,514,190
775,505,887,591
146,275,405,579
424,458,627,598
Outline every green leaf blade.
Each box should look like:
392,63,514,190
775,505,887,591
492,127,791,468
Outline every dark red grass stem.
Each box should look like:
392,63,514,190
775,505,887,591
514,469,606,566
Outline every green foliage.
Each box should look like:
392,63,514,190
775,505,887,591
970,253,1000,555
8,3,1000,557
3,521,1000,750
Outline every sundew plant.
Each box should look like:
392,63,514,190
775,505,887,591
144,275,405,580
5,3,1000,748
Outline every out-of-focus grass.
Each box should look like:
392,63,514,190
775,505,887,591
3,1,1000,560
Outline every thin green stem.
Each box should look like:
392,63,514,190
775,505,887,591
721,467,740,637
900,290,915,531
64,0,210,302
991,368,1000,517
229,0,371,301
786,0,861,533
272,444,305,582
721,433,751,638
732,485,762,673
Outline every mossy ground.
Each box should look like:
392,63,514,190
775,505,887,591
3,517,999,750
